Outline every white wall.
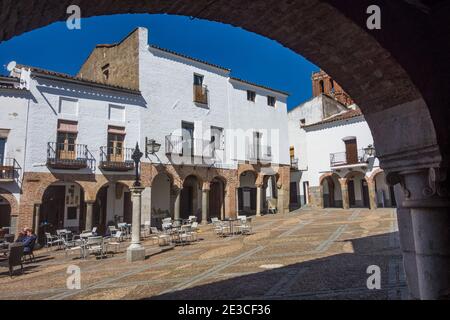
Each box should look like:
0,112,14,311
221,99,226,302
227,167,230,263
304,116,378,187
23,76,143,176
0,89,29,201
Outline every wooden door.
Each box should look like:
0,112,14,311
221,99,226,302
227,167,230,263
290,182,298,205
345,139,358,164
57,132,76,160
362,180,370,208
209,181,223,220
108,134,124,162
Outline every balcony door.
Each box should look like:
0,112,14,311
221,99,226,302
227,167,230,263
0,138,5,164
182,122,194,157
253,132,262,160
57,120,78,160
108,133,125,162
344,137,358,164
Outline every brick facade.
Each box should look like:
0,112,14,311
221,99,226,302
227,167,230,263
312,70,354,107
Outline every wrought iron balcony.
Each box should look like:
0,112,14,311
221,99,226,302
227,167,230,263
165,135,214,159
99,146,135,171
330,149,368,167
290,158,299,171
247,144,272,163
47,142,89,170
0,157,20,182
193,84,208,105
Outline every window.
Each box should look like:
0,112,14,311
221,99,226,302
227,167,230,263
102,64,110,81
107,126,125,161
59,97,78,116
109,104,125,122
267,96,276,107
211,126,224,150
290,146,295,162
194,74,204,86
247,90,256,102
300,119,306,126
56,120,78,160
319,80,324,93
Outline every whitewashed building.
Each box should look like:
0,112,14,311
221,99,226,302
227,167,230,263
0,27,291,239
289,74,394,210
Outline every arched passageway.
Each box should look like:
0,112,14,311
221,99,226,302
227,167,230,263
345,172,370,209
372,171,397,208
238,171,257,216
2,0,450,300
263,175,278,213
39,182,85,240
209,177,226,221
181,175,202,221
93,182,132,235
321,174,343,209
151,173,173,226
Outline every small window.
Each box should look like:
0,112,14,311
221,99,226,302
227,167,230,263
194,74,204,86
247,90,256,102
267,96,276,107
102,63,110,81
319,80,324,93
300,119,306,126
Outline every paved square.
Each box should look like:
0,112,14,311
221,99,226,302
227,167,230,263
0,208,406,300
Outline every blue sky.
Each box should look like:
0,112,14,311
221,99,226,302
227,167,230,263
0,14,318,110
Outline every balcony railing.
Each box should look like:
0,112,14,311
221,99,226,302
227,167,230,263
47,142,89,170
165,135,214,159
0,157,20,182
290,158,299,170
247,144,272,163
99,146,135,171
193,84,208,105
330,149,367,167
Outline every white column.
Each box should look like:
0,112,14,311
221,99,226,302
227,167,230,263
85,201,94,231
127,186,146,262
389,168,450,299
256,185,262,217
34,203,41,244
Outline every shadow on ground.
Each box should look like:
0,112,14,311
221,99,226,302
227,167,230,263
146,232,407,300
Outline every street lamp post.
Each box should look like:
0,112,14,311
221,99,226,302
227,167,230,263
127,142,146,262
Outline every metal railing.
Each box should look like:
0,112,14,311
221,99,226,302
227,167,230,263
0,157,20,181
290,158,299,170
165,135,214,158
330,149,367,167
193,84,208,105
247,144,272,162
47,142,89,169
99,146,135,171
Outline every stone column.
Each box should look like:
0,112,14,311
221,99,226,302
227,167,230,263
256,184,263,216
389,168,450,299
174,188,182,221
368,181,378,210
202,185,210,225
85,201,95,231
339,178,350,210
127,186,146,263
34,203,41,244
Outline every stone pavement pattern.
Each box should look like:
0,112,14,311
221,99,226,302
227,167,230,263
0,208,407,300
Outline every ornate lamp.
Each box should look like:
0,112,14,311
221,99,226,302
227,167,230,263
132,142,144,187
145,137,161,158
364,144,376,157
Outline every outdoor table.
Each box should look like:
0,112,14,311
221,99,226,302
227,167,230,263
223,218,239,236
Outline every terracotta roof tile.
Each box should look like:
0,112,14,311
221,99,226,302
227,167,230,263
303,109,363,128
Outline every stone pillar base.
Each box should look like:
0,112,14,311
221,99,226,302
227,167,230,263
126,244,146,262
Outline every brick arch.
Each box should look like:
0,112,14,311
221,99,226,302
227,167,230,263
149,167,176,188
91,180,133,201
182,173,204,189
367,169,385,184
0,188,18,217
1,1,446,166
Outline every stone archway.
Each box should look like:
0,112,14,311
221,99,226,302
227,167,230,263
2,0,450,300
0,188,18,234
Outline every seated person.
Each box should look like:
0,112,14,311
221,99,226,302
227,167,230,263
22,228,37,253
